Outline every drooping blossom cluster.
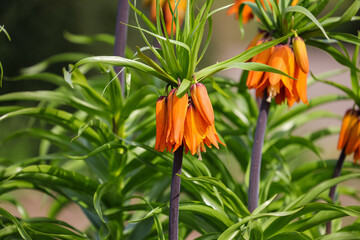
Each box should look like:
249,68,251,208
246,33,309,106
338,109,360,164
227,0,299,22
155,83,225,158
145,0,187,35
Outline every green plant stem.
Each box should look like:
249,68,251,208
248,93,270,213
169,146,184,240
113,0,129,95
326,148,346,234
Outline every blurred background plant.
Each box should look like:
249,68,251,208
0,0,359,239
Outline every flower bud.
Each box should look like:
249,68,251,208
293,36,309,73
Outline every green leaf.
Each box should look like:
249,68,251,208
181,175,249,217
195,34,292,81
218,209,302,240
7,73,68,87
267,232,311,240
316,232,360,240
311,72,360,105
0,62,3,87
269,95,349,129
306,39,360,72
328,32,360,46
176,79,191,98
0,208,31,240
65,140,126,160
249,221,263,240
72,56,177,84
93,183,112,223
0,107,101,143
285,6,329,39
21,53,90,75
64,31,114,45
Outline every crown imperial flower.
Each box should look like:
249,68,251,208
246,34,309,107
148,0,187,34
155,83,225,158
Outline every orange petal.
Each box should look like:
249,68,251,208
190,83,215,126
163,0,187,35
165,89,175,142
338,110,358,150
247,43,273,88
354,147,360,165
294,62,308,104
291,0,299,6
183,104,207,155
227,0,255,23
170,90,188,152
155,96,167,152
345,120,360,154
204,124,226,149
293,36,309,73
245,32,266,51
265,45,289,86
283,46,295,91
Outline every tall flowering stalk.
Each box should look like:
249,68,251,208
227,0,319,212
155,82,225,239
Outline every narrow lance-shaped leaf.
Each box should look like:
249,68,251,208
285,6,329,39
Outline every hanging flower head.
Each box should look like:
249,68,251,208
246,32,309,106
155,82,225,159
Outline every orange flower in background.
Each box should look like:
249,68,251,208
228,0,300,23
338,110,358,150
155,83,225,158
227,0,255,24
148,0,187,35
337,109,360,164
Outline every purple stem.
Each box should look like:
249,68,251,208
326,148,346,234
169,146,183,240
113,0,129,95
248,93,270,213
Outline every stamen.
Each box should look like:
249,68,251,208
267,85,278,102
197,146,202,160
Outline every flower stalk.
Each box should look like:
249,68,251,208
169,145,184,240
326,147,346,234
248,92,270,212
113,0,129,95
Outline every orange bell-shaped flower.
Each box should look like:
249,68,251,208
190,83,215,126
149,0,187,35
